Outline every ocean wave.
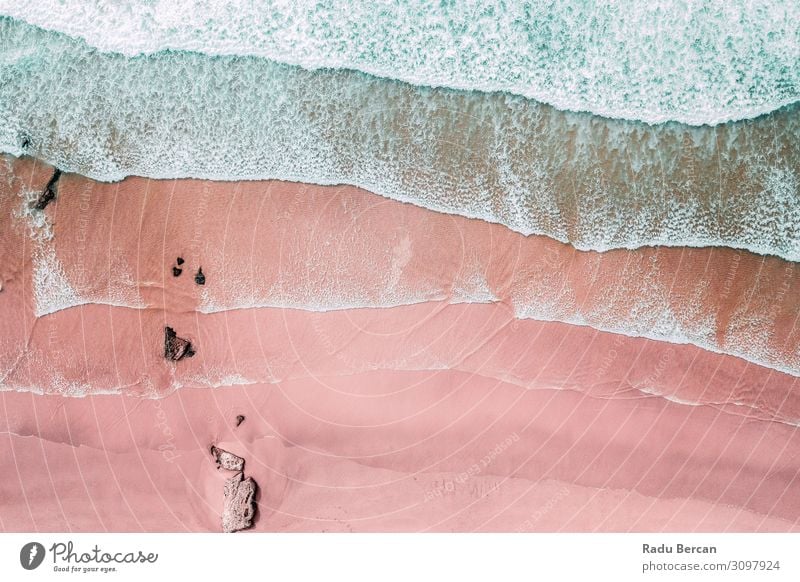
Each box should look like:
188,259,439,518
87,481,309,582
1,18,799,260
0,1,798,125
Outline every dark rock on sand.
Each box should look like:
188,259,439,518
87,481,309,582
235,415,246,427
164,326,195,361
195,267,205,285
172,266,182,277
34,169,61,210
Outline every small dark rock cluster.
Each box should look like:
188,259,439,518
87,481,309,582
171,256,205,286
171,256,185,277
165,258,205,359
210,446,258,533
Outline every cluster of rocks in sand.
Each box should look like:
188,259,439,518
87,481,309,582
210,445,257,533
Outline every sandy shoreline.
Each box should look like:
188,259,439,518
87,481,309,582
3,155,799,376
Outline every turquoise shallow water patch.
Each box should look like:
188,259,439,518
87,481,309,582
0,0,798,125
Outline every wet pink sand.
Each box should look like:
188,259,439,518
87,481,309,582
1,154,799,531
2,157,798,375
1,156,798,417
2,301,799,424
2,372,799,532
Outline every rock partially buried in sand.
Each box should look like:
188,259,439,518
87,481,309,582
211,445,258,532
194,267,205,286
222,472,257,533
164,326,195,361
210,445,244,472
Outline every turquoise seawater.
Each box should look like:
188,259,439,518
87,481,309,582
1,17,798,260
1,0,798,125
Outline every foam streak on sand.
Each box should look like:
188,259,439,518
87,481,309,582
4,298,800,423
1,19,799,260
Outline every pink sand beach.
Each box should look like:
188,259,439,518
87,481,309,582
1,155,799,531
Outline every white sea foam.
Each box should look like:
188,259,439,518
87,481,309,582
12,189,147,316
0,19,798,262
451,268,498,305
32,247,81,317
13,187,53,242
0,1,798,125
29,245,146,317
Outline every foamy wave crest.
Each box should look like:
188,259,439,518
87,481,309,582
1,18,799,260
0,1,798,125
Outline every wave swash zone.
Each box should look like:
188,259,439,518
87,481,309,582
0,0,798,125
1,19,799,261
